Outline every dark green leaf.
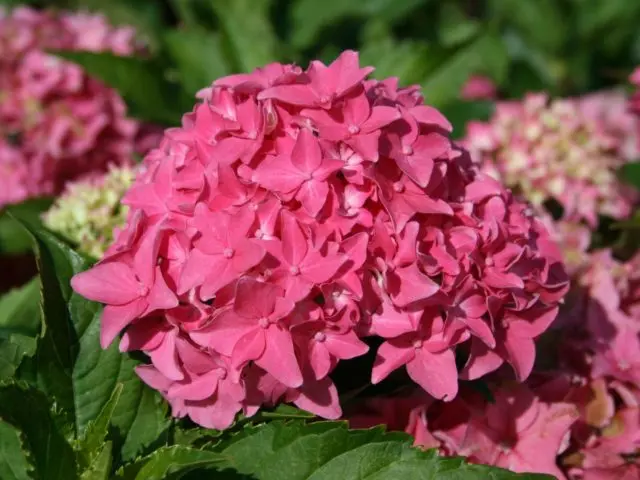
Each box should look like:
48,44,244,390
440,101,495,139
53,51,191,125
7,212,170,460
0,382,77,480
114,446,222,480
0,421,34,480
79,442,112,480
620,162,640,190
212,421,549,479
0,198,52,255
163,29,231,96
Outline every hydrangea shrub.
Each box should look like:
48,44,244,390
0,7,159,208
71,51,569,429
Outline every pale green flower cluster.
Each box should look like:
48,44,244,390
43,166,136,258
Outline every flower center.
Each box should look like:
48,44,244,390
413,339,423,349
289,265,301,276
348,125,360,135
138,284,149,296
319,94,331,105
393,181,404,193
223,248,235,258
484,256,494,267
258,317,270,328
402,144,413,156
314,331,327,342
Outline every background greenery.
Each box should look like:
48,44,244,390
5,0,640,136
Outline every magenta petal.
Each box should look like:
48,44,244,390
194,310,256,356
253,155,306,193
201,261,241,299
460,338,504,380
258,84,318,106
325,329,369,360
395,154,434,188
234,277,281,319
347,131,380,162
406,348,458,400
178,249,224,295
100,301,146,349
508,306,559,338
409,105,452,132
281,213,309,266
460,315,495,349
371,341,414,384
297,179,329,217
497,329,536,382
232,239,266,273
391,263,439,307
168,369,221,401
370,300,416,338
309,342,332,380
145,267,179,314
362,106,400,132
71,262,140,305
256,326,303,388
149,329,184,381
291,128,322,173
483,269,525,289
231,329,266,372
136,365,172,391
187,397,242,430
300,250,346,284
292,377,342,420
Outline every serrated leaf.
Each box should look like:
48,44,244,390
163,29,231,96
421,33,508,108
7,212,170,461
79,441,112,480
0,421,34,480
0,382,77,479
290,0,425,50
114,446,222,480
52,51,191,125
209,0,281,72
77,384,123,469
213,421,551,480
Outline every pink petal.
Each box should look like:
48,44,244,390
232,239,266,273
309,342,332,380
508,306,559,338
253,154,306,193
231,329,267,372
371,341,414,384
145,267,179,314
460,315,496,349
71,262,140,305
168,369,222,401
201,261,242,299
362,106,400,132
297,179,329,217
409,105,452,132
391,263,440,307
136,365,172,391
256,326,303,388
406,348,458,400
178,249,224,295
325,329,369,359
300,249,346,284
291,128,322,173
370,300,416,338
460,338,504,380
281,213,309,266
234,277,282,319
346,131,381,162
292,377,342,419
193,309,256,355
100,300,146,349
258,84,318,106
149,329,184,381
497,329,536,382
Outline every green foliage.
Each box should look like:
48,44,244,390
0,198,52,255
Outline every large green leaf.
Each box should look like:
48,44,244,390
421,33,508,108
620,162,640,190
207,421,552,480
0,382,77,480
209,0,282,72
7,213,170,461
0,421,34,480
0,277,41,380
163,29,231,97
53,51,192,125
0,198,52,255
440,100,495,139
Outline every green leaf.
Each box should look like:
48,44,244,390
437,4,480,48
0,421,35,480
7,212,170,460
209,0,281,72
163,29,231,96
0,277,41,380
290,0,425,50
212,421,550,479
0,198,52,255
77,384,123,469
0,382,77,479
488,0,564,53
114,446,222,480
620,162,640,190
53,51,192,125
421,33,508,108
439,101,495,139
79,442,112,480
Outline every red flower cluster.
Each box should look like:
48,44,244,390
72,51,568,429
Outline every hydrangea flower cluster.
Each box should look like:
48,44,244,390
71,51,568,429
0,6,158,208
43,165,136,258
349,249,640,479
464,92,638,227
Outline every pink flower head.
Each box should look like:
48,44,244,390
0,7,159,209
464,92,639,228
461,75,497,101
72,51,567,428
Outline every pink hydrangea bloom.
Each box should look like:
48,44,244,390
72,51,568,429
464,92,639,227
0,6,159,208
461,75,497,101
